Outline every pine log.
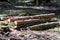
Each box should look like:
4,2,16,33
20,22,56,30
8,13,55,23
7,16,32,22
13,22,58,30
1,17,9,20
30,22,58,30
14,19,45,26
32,13,55,19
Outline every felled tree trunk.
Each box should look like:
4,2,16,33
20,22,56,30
8,16,32,22
30,22,58,30
8,13,55,22
1,17,9,21
14,19,41,26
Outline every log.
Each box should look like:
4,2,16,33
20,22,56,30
1,17,9,21
8,13,55,22
29,22,58,30
32,13,55,19
14,19,45,26
14,22,58,30
8,16,32,22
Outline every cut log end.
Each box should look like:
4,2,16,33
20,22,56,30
8,19,11,22
1,17,9,20
13,26,17,28
1,17,3,20
14,21,17,25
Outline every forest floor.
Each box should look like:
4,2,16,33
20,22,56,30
0,28,60,40
0,18,59,40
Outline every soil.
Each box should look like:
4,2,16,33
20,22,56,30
0,28,60,40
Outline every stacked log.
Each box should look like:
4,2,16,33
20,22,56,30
13,19,45,28
14,19,45,25
8,13,55,23
1,17,9,21
7,16,32,22
7,13,57,29
29,22,58,30
0,13,57,30
31,13,55,19
8,13,55,28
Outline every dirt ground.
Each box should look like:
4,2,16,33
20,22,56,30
0,28,60,40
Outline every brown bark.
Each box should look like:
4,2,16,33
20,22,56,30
14,19,45,25
1,17,9,21
30,23,58,30
8,13,55,23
